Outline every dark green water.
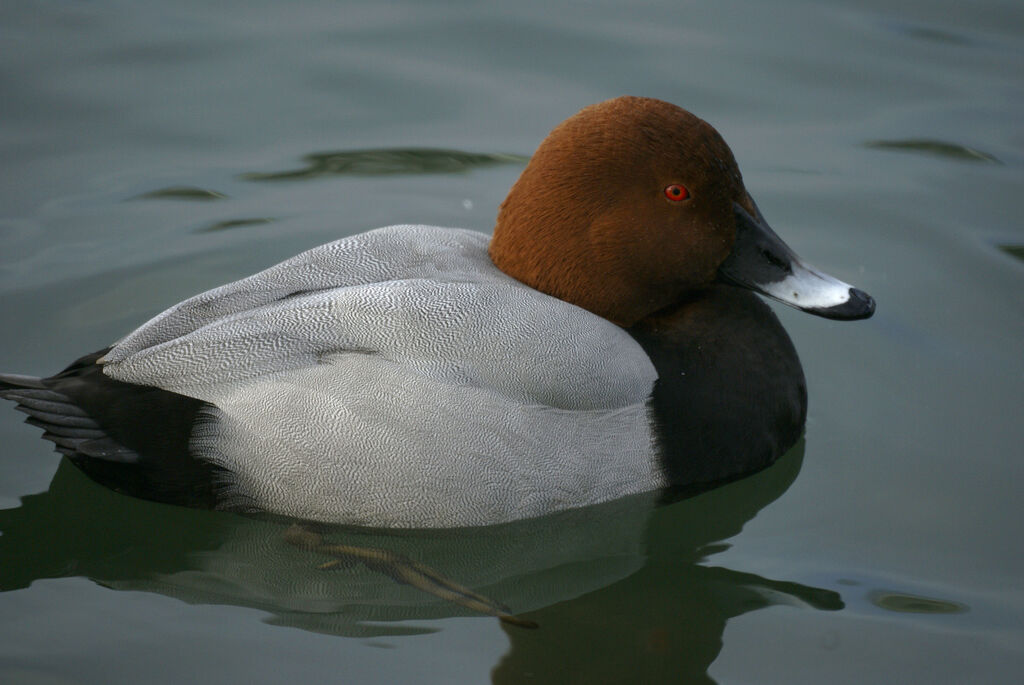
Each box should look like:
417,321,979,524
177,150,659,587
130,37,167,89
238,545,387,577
1,0,1021,682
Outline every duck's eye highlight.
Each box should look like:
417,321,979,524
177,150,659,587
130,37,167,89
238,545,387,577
664,184,690,202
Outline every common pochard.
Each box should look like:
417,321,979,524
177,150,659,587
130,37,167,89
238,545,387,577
0,96,874,528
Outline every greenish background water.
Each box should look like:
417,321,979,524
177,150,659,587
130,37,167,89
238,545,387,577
1,0,1021,682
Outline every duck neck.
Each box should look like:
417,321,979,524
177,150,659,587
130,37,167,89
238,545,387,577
489,213,677,328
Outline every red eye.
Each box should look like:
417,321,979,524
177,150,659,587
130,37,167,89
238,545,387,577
664,184,690,202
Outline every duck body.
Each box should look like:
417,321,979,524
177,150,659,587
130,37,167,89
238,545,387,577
1,97,870,528
2,225,804,526
106,225,664,527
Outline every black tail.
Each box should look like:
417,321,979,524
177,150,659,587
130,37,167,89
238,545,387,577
1,370,135,461
1,350,225,508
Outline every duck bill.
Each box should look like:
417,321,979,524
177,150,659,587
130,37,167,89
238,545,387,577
718,202,875,320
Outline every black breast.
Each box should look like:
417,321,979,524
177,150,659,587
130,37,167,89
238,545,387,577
628,285,807,492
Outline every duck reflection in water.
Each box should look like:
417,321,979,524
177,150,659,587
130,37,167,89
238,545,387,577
1,440,840,680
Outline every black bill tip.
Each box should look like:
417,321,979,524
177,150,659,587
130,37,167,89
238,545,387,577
807,287,876,321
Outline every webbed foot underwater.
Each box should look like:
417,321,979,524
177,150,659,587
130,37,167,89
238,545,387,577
0,96,874,528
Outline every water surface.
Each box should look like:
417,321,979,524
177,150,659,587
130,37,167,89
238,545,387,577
1,0,1022,683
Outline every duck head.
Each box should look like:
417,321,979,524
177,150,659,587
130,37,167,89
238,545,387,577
489,96,875,327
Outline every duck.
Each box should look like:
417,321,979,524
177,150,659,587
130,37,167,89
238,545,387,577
0,96,874,528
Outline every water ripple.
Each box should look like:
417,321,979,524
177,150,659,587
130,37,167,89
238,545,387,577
869,590,968,614
864,139,1001,164
998,245,1024,262
133,186,228,201
196,217,276,233
241,147,528,182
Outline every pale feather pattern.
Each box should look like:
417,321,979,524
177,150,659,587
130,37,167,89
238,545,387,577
101,226,663,527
